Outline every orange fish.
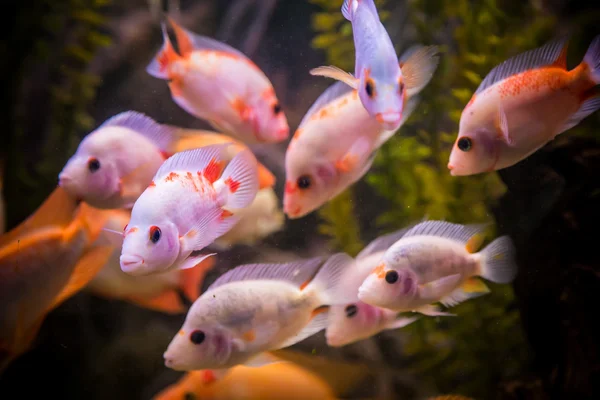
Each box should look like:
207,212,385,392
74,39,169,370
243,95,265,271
0,187,113,372
86,209,215,314
153,361,338,400
449,35,600,175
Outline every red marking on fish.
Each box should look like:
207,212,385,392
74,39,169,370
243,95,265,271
311,305,330,319
299,279,310,291
231,98,252,121
261,87,275,100
160,151,171,160
224,177,240,193
165,172,180,182
148,181,156,188
186,230,197,238
373,263,386,279
465,94,476,109
292,128,303,141
185,172,200,192
497,68,570,98
284,181,297,194
201,370,217,384
203,158,224,184
221,209,234,219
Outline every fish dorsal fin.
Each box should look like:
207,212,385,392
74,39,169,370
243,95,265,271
298,81,354,128
475,36,570,95
98,111,176,151
153,143,232,180
207,256,325,291
167,17,250,61
401,220,489,245
0,187,78,248
357,227,413,260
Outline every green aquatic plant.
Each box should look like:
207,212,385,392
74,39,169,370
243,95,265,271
4,0,112,229
309,0,558,397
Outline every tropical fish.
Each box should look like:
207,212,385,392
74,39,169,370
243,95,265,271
119,144,258,276
153,361,337,400
448,35,600,175
146,17,289,144
0,187,112,372
170,128,277,190
310,0,437,130
58,111,177,210
285,46,438,218
326,227,445,347
162,253,356,378
86,209,215,314
358,221,518,312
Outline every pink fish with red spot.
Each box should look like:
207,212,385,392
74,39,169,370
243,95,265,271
146,17,289,144
119,143,259,276
59,111,176,209
448,35,600,175
285,46,439,219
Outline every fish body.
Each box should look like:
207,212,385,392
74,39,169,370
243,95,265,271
59,111,175,209
147,18,289,144
285,46,438,218
153,362,337,400
119,144,259,276
358,221,518,312
449,35,600,175
86,209,214,314
163,253,356,373
0,188,111,371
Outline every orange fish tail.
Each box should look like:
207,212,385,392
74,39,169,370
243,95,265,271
127,290,185,314
76,203,111,244
257,164,276,189
179,256,216,302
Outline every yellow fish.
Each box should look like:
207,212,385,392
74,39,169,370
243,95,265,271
0,187,113,372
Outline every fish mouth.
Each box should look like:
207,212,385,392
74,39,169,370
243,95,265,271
283,203,303,219
375,112,402,129
163,352,185,371
447,162,466,176
120,254,145,274
275,126,289,140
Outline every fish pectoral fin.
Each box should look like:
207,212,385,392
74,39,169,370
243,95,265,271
414,304,456,317
385,315,421,330
309,65,359,89
243,352,286,368
334,136,371,173
496,103,514,145
177,207,230,254
418,274,462,303
399,45,440,97
176,253,217,271
275,308,330,349
439,277,490,308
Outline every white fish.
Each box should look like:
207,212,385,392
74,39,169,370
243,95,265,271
358,221,518,312
58,111,176,209
119,143,258,276
163,253,357,376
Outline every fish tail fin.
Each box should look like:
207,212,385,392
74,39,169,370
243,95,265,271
216,149,259,210
179,256,216,301
478,236,518,284
77,203,111,244
146,22,181,80
308,253,357,305
127,290,185,314
583,34,600,84
257,164,276,189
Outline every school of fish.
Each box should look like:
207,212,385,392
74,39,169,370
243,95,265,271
1,0,599,397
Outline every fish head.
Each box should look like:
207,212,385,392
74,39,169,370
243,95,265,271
448,126,499,176
58,151,120,206
253,88,289,142
119,218,180,276
358,69,404,131
325,301,383,347
164,323,235,371
283,158,339,219
358,263,418,310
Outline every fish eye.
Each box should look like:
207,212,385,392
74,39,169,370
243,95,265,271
87,157,101,173
345,304,358,318
184,393,197,400
365,79,375,98
272,103,282,115
296,175,311,190
457,137,472,152
190,330,206,345
149,226,161,244
385,270,399,284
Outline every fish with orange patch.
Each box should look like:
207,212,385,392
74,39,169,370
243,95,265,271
59,111,178,210
0,187,113,373
85,209,215,314
153,361,337,400
285,46,438,218
162,253,356,378
358,221,518,313
146,17,289,144
119,144,259,276
448,35,600,175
